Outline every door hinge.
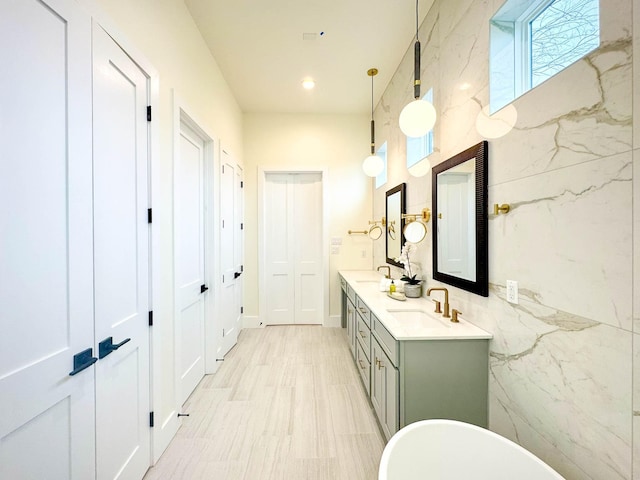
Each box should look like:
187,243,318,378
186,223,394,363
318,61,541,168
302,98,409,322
240,181,244,188
240,223,244,230
241,265,244,272
148,311,153,326
149,411,155,428
241,306,244,314
222,165,225,174
147,208,152,224
222,275,225,283
147,106,152,122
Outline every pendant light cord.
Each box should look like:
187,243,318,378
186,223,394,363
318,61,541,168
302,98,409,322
415,0,419,42
413,0,421,100
370,71,375,154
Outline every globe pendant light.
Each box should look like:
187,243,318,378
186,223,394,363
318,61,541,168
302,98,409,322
399,0,436,138
362,68,384,177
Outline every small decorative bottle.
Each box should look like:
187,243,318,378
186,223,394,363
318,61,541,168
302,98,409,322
389,280,396,293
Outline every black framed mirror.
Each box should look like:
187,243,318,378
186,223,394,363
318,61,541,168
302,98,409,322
385,183,406,268
432,141,488,296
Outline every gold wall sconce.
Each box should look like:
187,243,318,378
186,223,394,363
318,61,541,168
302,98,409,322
349,217,387,239
402,208,431,224
367,217,386,240
493,203,510,215
402,208,431,243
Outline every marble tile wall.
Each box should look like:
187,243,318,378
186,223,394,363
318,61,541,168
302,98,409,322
373,0,636,478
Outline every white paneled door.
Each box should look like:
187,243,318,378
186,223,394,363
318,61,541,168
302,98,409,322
264,173,322,325
219,151,242,356
0,0,95,478
176,120,207,405
92,23,151,480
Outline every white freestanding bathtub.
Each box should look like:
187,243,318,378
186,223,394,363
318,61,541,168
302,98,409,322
379,420,565,480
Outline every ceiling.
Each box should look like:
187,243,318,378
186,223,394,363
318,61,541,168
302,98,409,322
184,0,432,115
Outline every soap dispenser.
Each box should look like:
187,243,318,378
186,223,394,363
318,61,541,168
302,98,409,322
389,280,396,293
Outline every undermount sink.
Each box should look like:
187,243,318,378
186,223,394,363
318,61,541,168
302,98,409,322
386,309,451,329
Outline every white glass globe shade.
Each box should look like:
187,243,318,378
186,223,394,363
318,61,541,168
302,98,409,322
399,99,436,137
408,157,431,178
475,104,517,139
362,154,384,177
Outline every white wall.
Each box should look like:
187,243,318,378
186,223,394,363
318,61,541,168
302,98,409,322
374,0,636,478
243,113,372,325
81,0,244,460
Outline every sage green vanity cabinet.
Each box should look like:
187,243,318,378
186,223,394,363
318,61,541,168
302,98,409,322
341,275,357,358
371,334,399,440
339,272,490,442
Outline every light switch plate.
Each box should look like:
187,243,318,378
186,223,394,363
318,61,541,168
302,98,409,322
506,280,518,304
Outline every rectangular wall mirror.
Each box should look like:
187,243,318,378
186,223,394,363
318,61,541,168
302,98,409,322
432,141,488,296
385,183,406,268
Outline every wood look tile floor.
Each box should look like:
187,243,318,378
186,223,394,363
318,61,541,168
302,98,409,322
143,326,385,480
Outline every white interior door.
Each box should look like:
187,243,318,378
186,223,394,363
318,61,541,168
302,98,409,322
219,150,239,355
92,23,151,480
0,1,96,478
176,120,207,405
264,173,322,325
234,166,244,338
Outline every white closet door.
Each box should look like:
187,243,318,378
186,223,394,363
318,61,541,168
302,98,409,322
293,174,322,324
264,174,295,324
219,151,239,355
0,0,96,478
176,121,206,405
92,23,151,480
264,173,322,325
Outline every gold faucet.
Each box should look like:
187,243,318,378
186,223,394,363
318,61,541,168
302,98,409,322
377,265,391,279
427,287,450,318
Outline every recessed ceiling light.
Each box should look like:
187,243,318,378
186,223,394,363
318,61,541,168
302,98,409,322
302,79,315,90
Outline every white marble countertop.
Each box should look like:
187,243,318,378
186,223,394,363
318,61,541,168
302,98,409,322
340,270,493,341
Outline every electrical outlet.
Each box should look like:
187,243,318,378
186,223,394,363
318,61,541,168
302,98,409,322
506,280,518,304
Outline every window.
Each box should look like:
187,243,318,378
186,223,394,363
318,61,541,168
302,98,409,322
375,142,388,189
406,89,434,169
490,0,599,112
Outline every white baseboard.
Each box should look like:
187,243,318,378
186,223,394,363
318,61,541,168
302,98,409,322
242,315,264,328
324,314,341,328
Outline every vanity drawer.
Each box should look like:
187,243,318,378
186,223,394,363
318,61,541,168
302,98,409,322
355,296,371,327
355,339,371,396
372,313,398,367
355,313,371,360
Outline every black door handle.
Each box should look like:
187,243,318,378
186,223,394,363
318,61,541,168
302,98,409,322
69,348,98,376
234,272,242,279
98,336,131,359
200,284,209,293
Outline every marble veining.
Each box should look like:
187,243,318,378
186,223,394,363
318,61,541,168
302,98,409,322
372,0,637,477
